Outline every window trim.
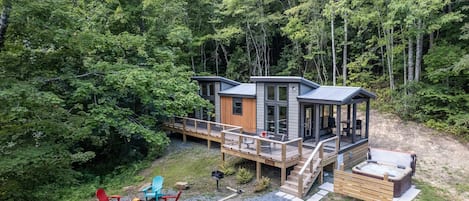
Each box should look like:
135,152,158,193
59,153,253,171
232,97,243,115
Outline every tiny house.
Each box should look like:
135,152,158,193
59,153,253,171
168,75,376,198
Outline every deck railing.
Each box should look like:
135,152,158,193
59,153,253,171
221,130,303,162
166,116,242,138
297,136,339,197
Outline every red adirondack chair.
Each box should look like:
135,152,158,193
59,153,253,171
96,188,122,201
161,191,182,201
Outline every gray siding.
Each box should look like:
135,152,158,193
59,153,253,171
256,83,265,132
215,82,221,123
288,83,300,139
300,83,314,95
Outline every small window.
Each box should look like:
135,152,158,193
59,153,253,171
208,83,214,96
278,86,287,101
233,97,242,115
201,84,207,96
267,85,275,100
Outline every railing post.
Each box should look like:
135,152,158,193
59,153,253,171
221,131,225,145
335,137,339,153
182,118,186,131
207,123,211,136
298,140,303,159
238,135,242,150
282,144,286,162
309,158,313,174
319,144,324,160
256,138,260,155
194,119,198,133
298,175,303,197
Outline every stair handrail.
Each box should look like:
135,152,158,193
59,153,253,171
297,136,338,196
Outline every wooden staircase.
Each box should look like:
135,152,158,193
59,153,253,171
280,157,322,197
279,136,339,198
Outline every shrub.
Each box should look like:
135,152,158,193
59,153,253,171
219,163,236,176
236,167,253,184
254,176,271,192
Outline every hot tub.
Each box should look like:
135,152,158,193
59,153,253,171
352,160,412,197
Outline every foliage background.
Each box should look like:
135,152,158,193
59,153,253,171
0,0,467,200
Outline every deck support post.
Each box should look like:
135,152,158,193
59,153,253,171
281,166,286,185
319,169,324,184
183,134,187,143
207,140,211,149
256,162,261,181
221,152,225,163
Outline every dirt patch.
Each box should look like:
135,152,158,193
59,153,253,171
368,110,469,200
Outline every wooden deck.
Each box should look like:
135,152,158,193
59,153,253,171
163,117,340,187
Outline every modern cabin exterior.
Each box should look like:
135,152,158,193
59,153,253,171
167,75,376,198
192,76,375,153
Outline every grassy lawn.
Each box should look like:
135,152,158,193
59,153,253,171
143,140,222,198
137,136,281,200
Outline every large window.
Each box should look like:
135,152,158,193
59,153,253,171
265,85,288,135
200,83,214,96
233,97,242,115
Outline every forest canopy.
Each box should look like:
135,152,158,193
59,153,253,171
0,0,467,200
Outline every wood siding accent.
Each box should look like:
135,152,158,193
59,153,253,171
256,83,265,132
288,83,299,140
340,142,368,169
221,96,257,133
334,169,394,201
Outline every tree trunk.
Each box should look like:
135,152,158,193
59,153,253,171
342,16,347,86
383,27,394,90
220,44,230,67
0,1,12,50
330,8,337,86
407,37,414,81
246,27,253,76
377,25,386,75
215,42,219,75
429,32,434,50
415,19,423,82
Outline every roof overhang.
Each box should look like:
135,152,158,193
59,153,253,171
192,76,240,86
250,76,320,89
297,86,376,105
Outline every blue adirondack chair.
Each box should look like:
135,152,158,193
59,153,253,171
141,176,164,201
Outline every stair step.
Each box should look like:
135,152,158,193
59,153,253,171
285,180,310,189
293,165,311,172
280,185,299,197
291,169,317,176
288,172,312,182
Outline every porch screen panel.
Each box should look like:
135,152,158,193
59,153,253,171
279,106,287,135
267,105,275,133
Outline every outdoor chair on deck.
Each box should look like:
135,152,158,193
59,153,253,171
342,119,362,136
96,188,121,201
161,191,182,201
243,137,255,149
141,176,164,201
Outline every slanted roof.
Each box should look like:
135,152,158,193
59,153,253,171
250,76,320,89
297,86,376,104
192,76,240,86
218,83,256,98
